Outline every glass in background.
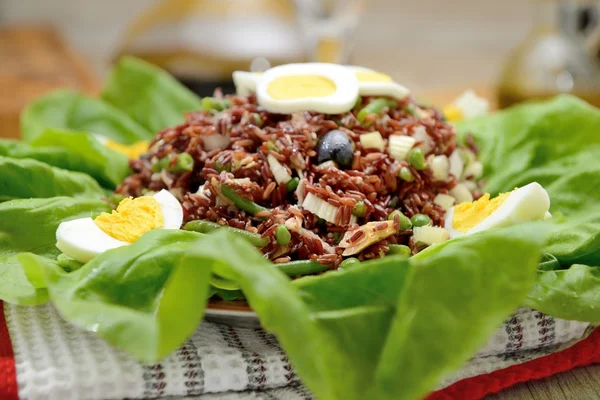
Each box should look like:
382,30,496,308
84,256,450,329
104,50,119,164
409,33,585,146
115,0,362,97
497,0,600,108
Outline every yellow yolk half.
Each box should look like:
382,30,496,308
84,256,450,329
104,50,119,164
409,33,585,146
443,105,463,122
94,196,164,243
267,75,337,100
355,71,393,82
452,191,512,233
104,139,149,159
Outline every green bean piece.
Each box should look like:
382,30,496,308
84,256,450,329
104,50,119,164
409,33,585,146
388,244,411,258
151,154,172,172
184,220,270,248
398,166,415,182
168,152,194,173
404,104,417,116
215,160,231,173
252,113,264,127
202,97,232,112
408,148,427,170
388,210,412,230
275,224,291,246
285,177,299,192
220,184,267,216
411,213,432,227
275,260,330,276
357,98,398,124
340,257,361,269
267,140,279,152
352,201,367,217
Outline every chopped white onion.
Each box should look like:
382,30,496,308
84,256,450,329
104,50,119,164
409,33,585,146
411,125,433,153
462,161,483,180
463,180,478,192
449,150,464,179
388,135,415,161
431,155,450,181
433,193,456,210
267,154,292,184
360,131,385,151
450,183,474,203
203,133,230,151
301,192,355,226
413,226,450,245
296,178,307,206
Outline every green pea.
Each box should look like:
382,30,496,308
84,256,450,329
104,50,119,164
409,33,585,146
340,258,361,269
411,213,432,227
352,201,367,217
286,177,299,192
387,244,411,258
215,160,231,173
276,224,291,246
398,166,415,182
170,152,194,173
408,148,427,170
388,210,412,230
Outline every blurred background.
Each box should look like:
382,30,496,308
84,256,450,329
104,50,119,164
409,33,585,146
1,0,600,136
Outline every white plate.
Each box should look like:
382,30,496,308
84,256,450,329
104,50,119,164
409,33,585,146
205,301,261,328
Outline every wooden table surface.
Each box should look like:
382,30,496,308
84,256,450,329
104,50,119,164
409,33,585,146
488,364,600,400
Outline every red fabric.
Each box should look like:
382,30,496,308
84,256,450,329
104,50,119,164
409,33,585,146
0,304,598,400
429,328,600,400
0,302,18,400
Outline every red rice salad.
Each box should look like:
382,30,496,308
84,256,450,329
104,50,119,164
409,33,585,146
116,89,483,270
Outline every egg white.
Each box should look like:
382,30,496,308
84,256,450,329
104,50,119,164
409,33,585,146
232,71,262,96
346,65,410,100
444,182,550,238
55,189,184,263
153,189,184,229
256,63,359,114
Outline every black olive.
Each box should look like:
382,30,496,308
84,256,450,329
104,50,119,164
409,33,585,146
316,129,354,169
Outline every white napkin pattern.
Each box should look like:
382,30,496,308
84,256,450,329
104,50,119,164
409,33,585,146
4,304,590,400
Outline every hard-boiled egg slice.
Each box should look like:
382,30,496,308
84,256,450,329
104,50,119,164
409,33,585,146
443,89,489,122
444,182,550,238
232,71,262,96
56,189,183,263
348,66,410,100
94,134,149,159
256,63,359,114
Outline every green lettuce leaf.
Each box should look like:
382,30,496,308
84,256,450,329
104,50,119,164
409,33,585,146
525,264,600,322
41,229,210,361
20,89,152,143
0,129,130,189
457,95,600,196
0,196,110,257
101,57,203,132
0,197,110,306
0,156,106,201
34,224,544,400
0,253,52,305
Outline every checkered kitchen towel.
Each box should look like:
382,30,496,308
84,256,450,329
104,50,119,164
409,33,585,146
0,303,595,400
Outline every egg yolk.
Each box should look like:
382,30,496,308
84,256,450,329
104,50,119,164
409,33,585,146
452,191,512,233
104,139,149,159
94,196,164,243
443,105,463,122
267,75,337,100
355,71,393,82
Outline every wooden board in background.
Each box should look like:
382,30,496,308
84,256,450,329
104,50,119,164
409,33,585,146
0,26,99,139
